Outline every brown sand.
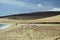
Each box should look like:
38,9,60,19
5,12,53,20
0,15,60,40
0,24,60,40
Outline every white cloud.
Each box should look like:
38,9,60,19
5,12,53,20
0,0,54,11
37,4,43,7
0,0,26,6
48,8,60,11
0,0,42,10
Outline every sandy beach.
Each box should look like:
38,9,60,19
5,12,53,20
0,15,60,40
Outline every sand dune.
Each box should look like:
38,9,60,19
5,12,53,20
0,11,60,40
0,16,60,40
0,15,60,24
0,24,60,40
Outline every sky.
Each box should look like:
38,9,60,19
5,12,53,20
0,0,60,16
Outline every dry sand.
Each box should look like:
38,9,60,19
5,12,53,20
0,15,60,24
0,15,60,40
0,24,60,40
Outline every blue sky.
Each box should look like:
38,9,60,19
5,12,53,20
0,0,60,16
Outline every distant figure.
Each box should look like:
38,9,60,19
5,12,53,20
16,23,17,25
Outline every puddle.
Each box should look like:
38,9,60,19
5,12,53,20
0,23,11,30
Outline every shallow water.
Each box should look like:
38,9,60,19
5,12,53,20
0,23,11,30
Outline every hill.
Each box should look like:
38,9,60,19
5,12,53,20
0,11,60,20
0,11,60,24
0,11,60,40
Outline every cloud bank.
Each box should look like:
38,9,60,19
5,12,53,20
0,0,54,11
48,8,60,11
0,0,60,16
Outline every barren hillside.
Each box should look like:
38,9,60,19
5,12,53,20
0,11,60,20
0,11,60,24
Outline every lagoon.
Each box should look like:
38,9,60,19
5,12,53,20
0,23,11,30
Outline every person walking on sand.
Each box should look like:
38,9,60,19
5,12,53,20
16,23,17,25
